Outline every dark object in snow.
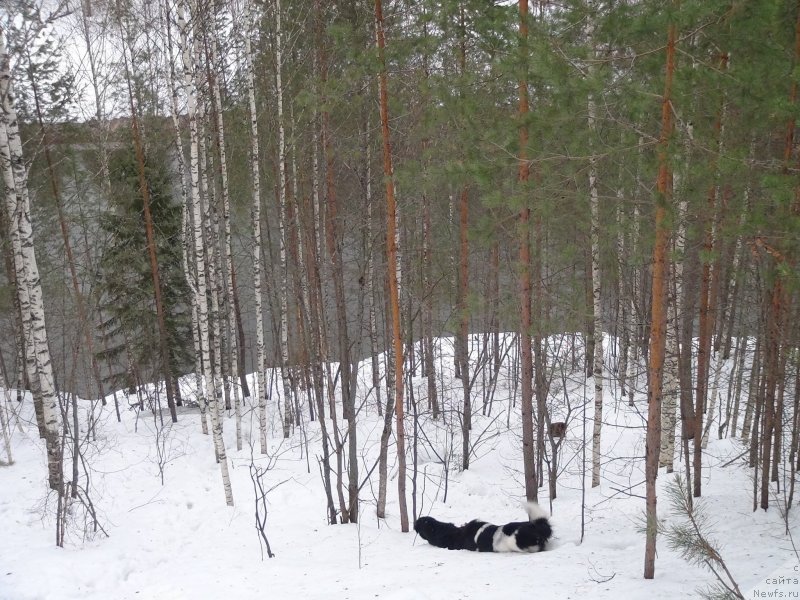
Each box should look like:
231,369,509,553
549,422,566,438
414,502,552,553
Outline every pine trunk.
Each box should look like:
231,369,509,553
375,0,409,532
123,57,178,423
644,20,675,581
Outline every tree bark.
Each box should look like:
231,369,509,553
375,0,409,532
587,69,604,487
119,26,178,423
517,0,538,503
458,185,470,469
644,19,675,581
178,0,233,505
0,27,62,490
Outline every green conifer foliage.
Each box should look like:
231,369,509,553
96,146,191,395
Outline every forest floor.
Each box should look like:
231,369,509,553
1,334,798,599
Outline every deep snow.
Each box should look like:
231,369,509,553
1,334,797,599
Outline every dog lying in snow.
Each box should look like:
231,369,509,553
413,502,552,553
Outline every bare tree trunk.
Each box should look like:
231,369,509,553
458,185,470,469
644,19,675,581
307,221,337,523
178,0,233,505
0,371,11,464
375,0,409,532
377,274,396,519
729,337,748,437
272,0,294,440
315,0,358,521
587,72,604,488
421,168,438,420
627,151,643,405
0,28,62,490
206,8,242,448
742,336,761,440
617,195,629,398
660,124,690,471
761,278,783,510
240,0,268,454
26,63,107,410
200,104,226,434
119,21,178,423
517,0,538,503
0,205,26,408
694,191,716,498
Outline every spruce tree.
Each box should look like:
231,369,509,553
96,146,191,400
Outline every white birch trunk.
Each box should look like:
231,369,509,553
182,203,208,435
241,0,268,453
1,370,12,464
588,89,603,489
201,127,226,436
627,136,644,401
164,0,198,422
274,0,293,438
174,6,207,435
660,123,691,470
208,25,242,449
178,2,233,505
0,33,61,488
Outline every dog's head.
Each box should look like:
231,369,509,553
413,516,438,541
515,519,553,552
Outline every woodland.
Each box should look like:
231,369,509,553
1,0,800,598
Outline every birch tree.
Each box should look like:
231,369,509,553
273,0,294,440
239,0,269,455
0,25,61,490
586,14,603,489
660,124,691,472
205,2,242,449
1,373,11,464
178,0,233,505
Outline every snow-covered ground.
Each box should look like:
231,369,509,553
1,335,797,599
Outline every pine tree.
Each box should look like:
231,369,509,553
644,14,676,581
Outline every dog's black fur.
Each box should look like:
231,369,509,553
414,502,552,553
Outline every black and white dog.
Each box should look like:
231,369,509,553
414,502,552,553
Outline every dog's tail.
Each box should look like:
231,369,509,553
524,501,549,523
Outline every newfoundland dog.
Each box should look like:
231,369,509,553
413,502,552,553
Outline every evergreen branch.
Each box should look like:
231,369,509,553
661,475,744,600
